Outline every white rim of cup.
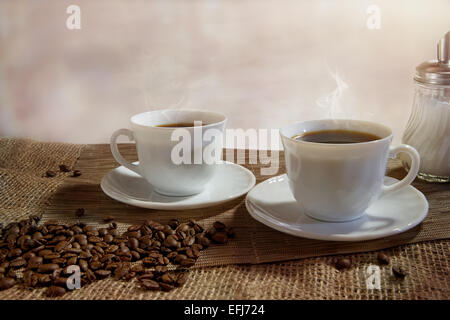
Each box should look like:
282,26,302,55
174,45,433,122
280,119,394,147
129,109,227,130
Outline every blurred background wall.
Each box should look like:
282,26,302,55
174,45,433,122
0,0,449,147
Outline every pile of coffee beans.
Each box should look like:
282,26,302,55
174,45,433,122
0,215,233,297
45,164,81,178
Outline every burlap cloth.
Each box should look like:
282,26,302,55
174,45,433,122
0,138,449,299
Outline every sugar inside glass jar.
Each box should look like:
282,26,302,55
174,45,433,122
402,31,450,183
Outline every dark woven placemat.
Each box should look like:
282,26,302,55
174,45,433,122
41,144,450,267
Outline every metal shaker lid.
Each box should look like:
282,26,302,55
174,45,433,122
415,31,450,85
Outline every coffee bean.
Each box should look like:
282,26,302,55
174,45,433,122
95,270,111,278
377,253,390,265
142,257,157,267
206,227,216,238
131,251,140,261
192,248,201,258
90,261,103,270
175,272,189,286
71,242,81,249
193,224,204,233
168,219,180,229
74,234,87,242
67,257,77,265
38,249,53,257
138,273,154,281
174,254,187,264
75,208,85,218
185,248,195,259
141,279,160,291
6,269,16,279
182,237,195,247
176,224,190,233
225,227,235,238
53,276,69,287
154,266,168,274
159,282,175,292
8,248,22,258
23,270,38,287
10,257,26,268
335,258,351,270
72,170,82,177
104,234,113,244
180,258,196,267
38,263,60,273
66,248,82,254
59,164,71,172
32,232,43,241
164,235,179,248
44,253,61,260
0,277,16,290
392,266,407,279
78,259,88,272
92,246,105,255
213,221,226,231
28,256,43,269
114,264,130,280
37,274,52,286
47,285,66,297
127,238,139,250
106,245,119,254
46,170,56,178
105,262,119,271
81,270,93,284
110,222,118,229
0,262,9,269
211,232,228,244
55,240,69,252
131,264,144,274
88,236,102,243
103,216,114,223
198,236,210,247
161,272,175,284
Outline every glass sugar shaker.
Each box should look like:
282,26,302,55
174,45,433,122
402,31,450,183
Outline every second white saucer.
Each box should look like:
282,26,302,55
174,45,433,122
101,161,255,210
246,174,428,241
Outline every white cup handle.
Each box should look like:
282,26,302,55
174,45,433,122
380,144,420,197
110,128,140,175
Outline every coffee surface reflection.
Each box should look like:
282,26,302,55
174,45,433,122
292,129,381,144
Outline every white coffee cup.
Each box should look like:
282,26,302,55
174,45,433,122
280,119,420,222
110,109,226,196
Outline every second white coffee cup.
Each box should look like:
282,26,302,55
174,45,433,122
280,119,420,222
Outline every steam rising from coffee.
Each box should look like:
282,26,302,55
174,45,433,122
316,68,374,121
142,54,189,110
316,70,349,119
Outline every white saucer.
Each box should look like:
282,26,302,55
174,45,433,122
245,174,428,241
101,161,255,210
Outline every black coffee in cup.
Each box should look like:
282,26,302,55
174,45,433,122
292,129,381,144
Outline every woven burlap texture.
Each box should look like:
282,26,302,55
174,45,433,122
1,240,448,299
0,137,84,225
0,139,448,299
